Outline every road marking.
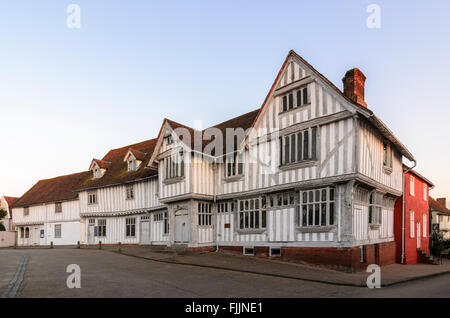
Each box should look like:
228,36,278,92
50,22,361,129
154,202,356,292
1,254,29,298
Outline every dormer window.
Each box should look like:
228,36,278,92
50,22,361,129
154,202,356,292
94,167,102,179
127,158,137,172
90,159,110,179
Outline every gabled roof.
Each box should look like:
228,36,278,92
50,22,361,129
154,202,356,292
429,197,450,215
11,172,92,208
90,158,112,170
2,196,19,207
77,138,158,191
404,167,434,187
125,148,147,162
150,50,414,164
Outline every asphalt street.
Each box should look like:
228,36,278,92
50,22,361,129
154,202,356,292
0,249,449,298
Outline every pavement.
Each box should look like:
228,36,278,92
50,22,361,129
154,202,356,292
92,245,450,287
0,248,449,297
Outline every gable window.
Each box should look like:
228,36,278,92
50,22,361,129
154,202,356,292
423,184,427,201
280,127,317,165
224,152,243,178
126,184,134,200
165,152,185,179
24,207,29,216
238,197,267,230
281,87,308,113
88,191,97,205
98,219,106,237
369,192,382,225
297,188,335,227
198,203,212,226
126,217,136,237
410,211,415,238
166,135,173,145
54,224,62,238
409,176,415,196
55,202,62,213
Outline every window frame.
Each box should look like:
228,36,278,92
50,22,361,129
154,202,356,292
55,202,62,213
281,86,309,113
125,217,136,237
198,202,212,227
88,191,97,205
423,184,427,201
125,184,134,200
280,127,318,166
164,151,185,180
97,219,107,237
410,176,415,196
410,210,415,238
24,207,29,216
163,211,169,234
224,151,244,178
297,187,335,227
54,224,62,238
237,197,267,231
369,192,382,226
423,214,427,238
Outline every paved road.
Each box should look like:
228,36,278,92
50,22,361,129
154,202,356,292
0,249,448,298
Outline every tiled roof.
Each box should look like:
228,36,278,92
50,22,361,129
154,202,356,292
76,138,158,191
3,196,19,207
92,159,112,170
11,172,92,208
165,109,260,156
429,197,450,215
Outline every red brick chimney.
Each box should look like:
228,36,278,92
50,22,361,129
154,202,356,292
342,68,367,108
437,197,447,208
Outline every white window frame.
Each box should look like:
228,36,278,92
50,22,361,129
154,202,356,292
281,86,308,112
24,207,29,216
410,211,415,238
410,176,415,196
298,187,335,227
125,217,136,237
165,151,185,180
126,184,134,200
54,224,62,238
423,214,427,238
369,192,382,225
423,184,427,201
127,159,137,172
383,142,393,169
88,191,97,205
98,219,106,237
198,203,212,226
238,197,267,230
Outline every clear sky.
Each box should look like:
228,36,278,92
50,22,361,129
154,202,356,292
1,1,449,206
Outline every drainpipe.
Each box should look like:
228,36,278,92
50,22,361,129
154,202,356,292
401,160,417,264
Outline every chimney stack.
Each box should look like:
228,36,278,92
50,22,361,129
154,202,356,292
437,197,447,208
342,68,367,108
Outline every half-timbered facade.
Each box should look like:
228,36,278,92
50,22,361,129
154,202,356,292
147,50,415,271
76,138,168,246
10,172,91,246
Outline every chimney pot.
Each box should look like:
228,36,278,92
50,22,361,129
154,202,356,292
342,68,367,108
437,197,447,208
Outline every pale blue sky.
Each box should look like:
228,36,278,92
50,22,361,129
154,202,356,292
1,1,449,205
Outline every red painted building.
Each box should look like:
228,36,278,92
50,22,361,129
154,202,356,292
394,168,434,264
